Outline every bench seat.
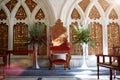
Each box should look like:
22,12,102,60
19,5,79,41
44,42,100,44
96,54,120,80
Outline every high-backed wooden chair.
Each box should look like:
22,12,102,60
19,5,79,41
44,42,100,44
49,19,71,70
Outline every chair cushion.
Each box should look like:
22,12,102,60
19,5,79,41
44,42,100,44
50,46,70,51
52,59,66,64
53,54,66,60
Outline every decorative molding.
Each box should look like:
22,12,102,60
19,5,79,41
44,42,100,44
109,9,118,19
13,22,28,50
71,8,81,20
78,0,90,12
107,22,120,54
0,9,7,20
51,19,67,40
0,23,8,50
70,22,82,55
89,6,101,19
98,0,110,12
15,6,27,20
35,8,45,20
25,0,37,12
89,22,103,55
6,0,18,12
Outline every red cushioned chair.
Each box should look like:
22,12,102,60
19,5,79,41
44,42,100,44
49,38,71,70
49,19,71,70
49,52,71,70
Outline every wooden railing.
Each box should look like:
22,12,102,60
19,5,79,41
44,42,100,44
96,54,120,80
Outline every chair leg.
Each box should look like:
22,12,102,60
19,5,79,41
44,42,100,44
97,65,99,79
114,70,116,79
51,63,55,70
110,68,112,80
49,62,52,70
64,64,67,70
67,63,70,70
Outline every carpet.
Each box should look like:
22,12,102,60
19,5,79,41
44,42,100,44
5,76,112,80
19,67,116,76
4,67,120,80
38,76,79,80
4,66,120,76
5,76,38,80
5,76,80,80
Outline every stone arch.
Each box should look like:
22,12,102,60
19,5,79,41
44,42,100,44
60,0,77,26
106,7,117,20
0,1,11,24
36,0,56,26
86,1,105,20
0,5,9,51
61,0,120,55
74,5,85,20
8,0,56,25
0,0,55,51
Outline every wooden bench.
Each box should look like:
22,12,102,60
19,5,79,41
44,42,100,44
96,54,120,80
6,50,36,68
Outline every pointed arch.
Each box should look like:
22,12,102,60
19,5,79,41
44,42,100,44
0,1,11,24
86,1,105,19
109,9,118,19
60,0,77,25
25,0,37,12
0,9,7,20
5,0,18,13
15,5,27,20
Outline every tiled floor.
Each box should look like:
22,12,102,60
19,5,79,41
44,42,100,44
4,75,119,80
1,67,120,80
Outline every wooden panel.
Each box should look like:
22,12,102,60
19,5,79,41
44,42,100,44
78,0,90,12
89,6,101,19
35,8,45,20
15,6,27,20
98,0,110,12
109,9,118,19
38,25,47,55
69,22,82,55
13,23,28,51
108,23,120,54
71,8,81,20
25,0,37,12
6,0,17,12
51,19,67,41
88,22,103,55
0,9,7,20
0,23,8,51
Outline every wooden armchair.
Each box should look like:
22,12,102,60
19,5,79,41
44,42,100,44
49,19,71,70
49,53,71,70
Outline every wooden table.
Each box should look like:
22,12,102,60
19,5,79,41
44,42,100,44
6,50,36,68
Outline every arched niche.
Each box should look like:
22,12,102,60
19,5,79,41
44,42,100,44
0,0,55,56
61,0,120,55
